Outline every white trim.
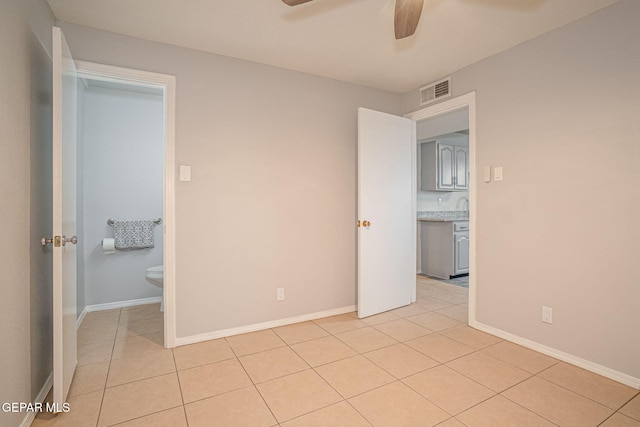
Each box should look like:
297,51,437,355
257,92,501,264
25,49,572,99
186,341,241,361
77,297,163,327
405,92,477,325
472,320,640,389
75,61,172,89
410,120,417,303
162,75,177,349
19,372,53,427
85,296,162,312
175,306,357,347
74,60,177,348
76,307,87,329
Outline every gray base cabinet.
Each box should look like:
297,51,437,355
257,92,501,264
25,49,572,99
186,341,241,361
454,228,470,274
420,220,469,279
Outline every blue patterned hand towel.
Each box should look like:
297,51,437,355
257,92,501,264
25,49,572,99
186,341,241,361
113,220,155,250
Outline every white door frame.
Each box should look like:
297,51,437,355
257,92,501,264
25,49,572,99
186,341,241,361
75,60,177,347
405,92,477,326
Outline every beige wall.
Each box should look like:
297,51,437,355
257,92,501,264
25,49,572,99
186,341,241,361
58,23,402,338
1,0,56,424
0,3,32,425
404,0,640,381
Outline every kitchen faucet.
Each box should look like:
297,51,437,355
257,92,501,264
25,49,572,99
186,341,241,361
458,197,469,212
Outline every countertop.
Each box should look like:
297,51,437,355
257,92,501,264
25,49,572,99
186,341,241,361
417,211,469,222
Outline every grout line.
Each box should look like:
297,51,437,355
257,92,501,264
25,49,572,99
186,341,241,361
619,390,640,410
532,368,635,412
498,391,561,426
399,376,468,418
535,360,562,377
227,332,281,424
105,405,184,427
596,412,618,426
178,384,260,407
171,349,185,405
267,377,347,424
183,404,190,427
169,345,190,426
343,399,375,427
94,307,122,427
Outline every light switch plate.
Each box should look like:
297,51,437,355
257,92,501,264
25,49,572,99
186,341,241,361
179,165,191,182
483,165,491,183
494,166,503,181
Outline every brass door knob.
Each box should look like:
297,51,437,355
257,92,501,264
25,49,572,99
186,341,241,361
41,236,62,247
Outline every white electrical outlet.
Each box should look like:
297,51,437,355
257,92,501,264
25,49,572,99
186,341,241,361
277,288,285,301
542,306,553,324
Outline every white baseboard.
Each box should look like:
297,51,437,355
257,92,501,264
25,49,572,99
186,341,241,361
77,296,162,328
175,305,357,347
470,320,640,389
19,371,53,427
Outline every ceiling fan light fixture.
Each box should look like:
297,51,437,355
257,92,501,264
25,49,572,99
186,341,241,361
281,0,425,40
282,0,314,6
394,0,424,39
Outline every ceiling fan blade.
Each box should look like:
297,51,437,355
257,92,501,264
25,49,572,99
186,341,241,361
282,0,314,5
394,0,424,39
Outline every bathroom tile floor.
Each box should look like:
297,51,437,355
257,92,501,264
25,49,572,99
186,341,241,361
33,276,640,426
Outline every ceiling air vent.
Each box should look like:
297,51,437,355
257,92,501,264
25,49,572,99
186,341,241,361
419,77,451,106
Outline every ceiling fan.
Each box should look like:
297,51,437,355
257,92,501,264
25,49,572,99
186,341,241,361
282,0,424,40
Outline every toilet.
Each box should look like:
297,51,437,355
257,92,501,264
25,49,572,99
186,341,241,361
145,265,164,311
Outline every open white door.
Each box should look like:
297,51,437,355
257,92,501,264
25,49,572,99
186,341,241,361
51,26,78,407
357,108,415,318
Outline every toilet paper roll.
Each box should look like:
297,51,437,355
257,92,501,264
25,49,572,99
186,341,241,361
102,238,116,255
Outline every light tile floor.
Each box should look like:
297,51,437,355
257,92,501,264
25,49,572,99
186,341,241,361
33,276,640,426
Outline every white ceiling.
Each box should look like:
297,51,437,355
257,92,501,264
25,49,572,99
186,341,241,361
47,0,619,93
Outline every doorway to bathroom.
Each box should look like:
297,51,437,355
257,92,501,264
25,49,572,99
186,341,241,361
75,62,176,348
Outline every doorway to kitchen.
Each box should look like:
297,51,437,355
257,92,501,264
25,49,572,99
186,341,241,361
406,92,477,326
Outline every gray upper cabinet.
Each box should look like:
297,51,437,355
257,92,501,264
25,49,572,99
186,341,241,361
421,141,468,191
454,145,468,189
